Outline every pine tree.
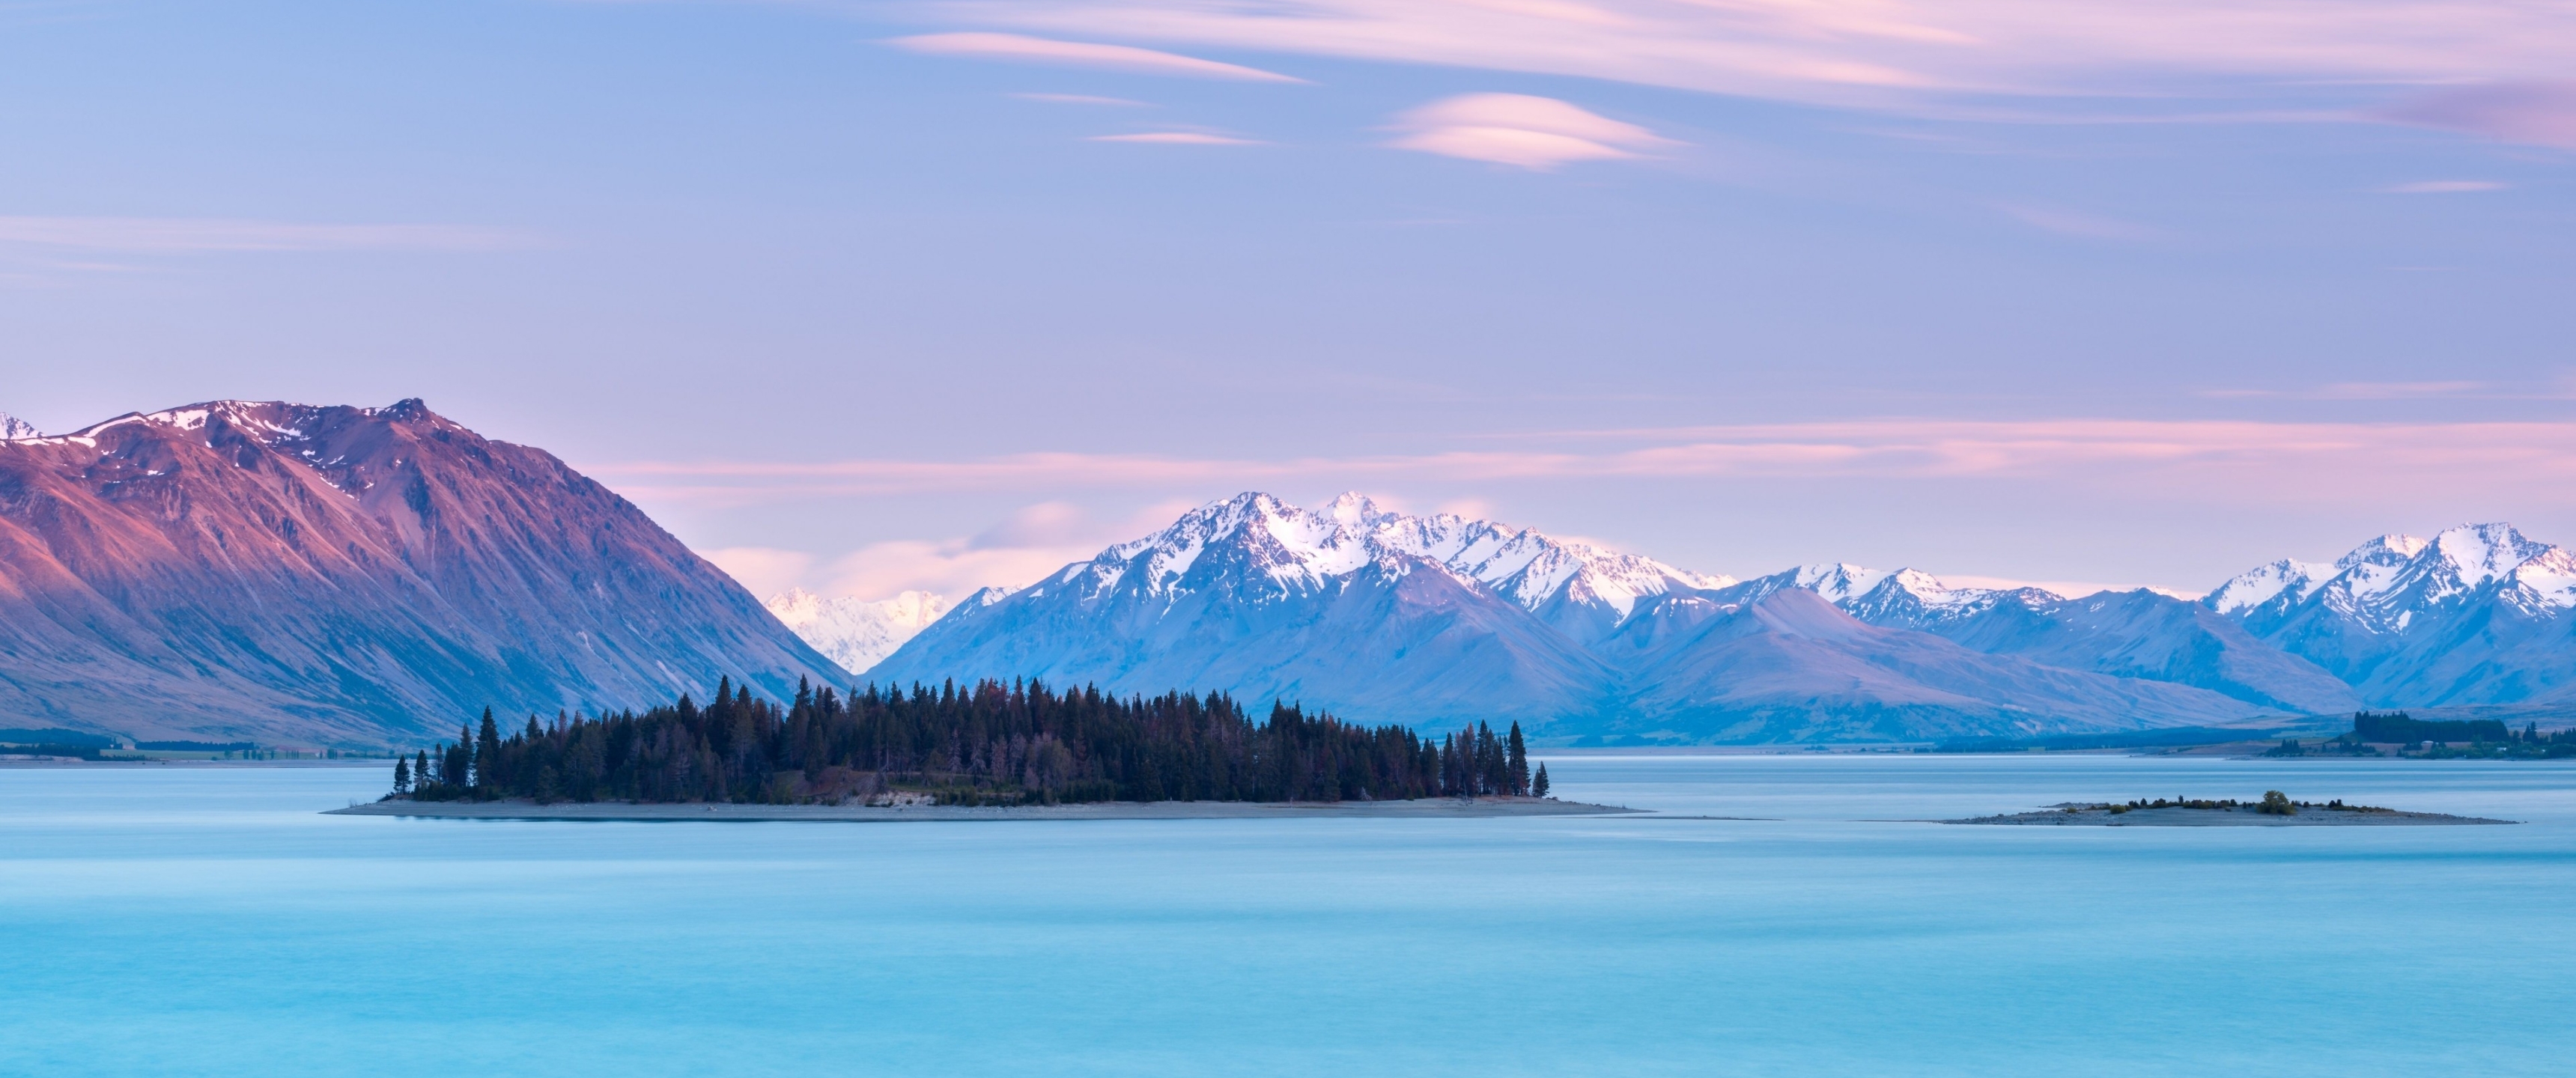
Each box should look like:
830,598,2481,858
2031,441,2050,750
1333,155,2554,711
415,749,432,789
392,756,410,794
474,708,501,790
1531,762,1550,799
1506,722,1529,797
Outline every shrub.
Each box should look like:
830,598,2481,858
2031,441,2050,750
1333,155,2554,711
2258,790,2296,816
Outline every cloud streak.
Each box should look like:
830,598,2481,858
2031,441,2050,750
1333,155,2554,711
889,31,1303,82
0,216,535,253
586,418,2576,508
2381,180,2507,194
918,0,2576,128
1090,130,1260,144
2378,80,2576,148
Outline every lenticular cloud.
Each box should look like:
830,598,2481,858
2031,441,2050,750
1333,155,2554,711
1387,94,1675,168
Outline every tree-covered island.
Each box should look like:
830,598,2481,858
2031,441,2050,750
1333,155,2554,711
389,677,1556,807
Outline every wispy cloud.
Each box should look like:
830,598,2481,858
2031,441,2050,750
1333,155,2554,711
2381,180,2508,194
1999,204,2158,242
1387,94,1675,169
1090,130,1260,144
2200,381,2491,400
916,0,2576,124
889,31,1302,82
717,499,1205,599
2377,80,2576,148
1010,92,1150,106
586,418,2576,508
0,216,535,253
702,546,817,599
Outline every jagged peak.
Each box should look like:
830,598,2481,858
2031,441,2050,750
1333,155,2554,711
2422,522,2551,585
63,398,454,446
1071,491,1720,618
2205,557,2333,613
2212,523,2576,630
0,412,36,440
2336,532,2428,569
1322,490,1397,526
1790,563,1889,603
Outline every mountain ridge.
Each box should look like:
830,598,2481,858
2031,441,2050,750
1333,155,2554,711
0,398,846,746
869,493,2319,741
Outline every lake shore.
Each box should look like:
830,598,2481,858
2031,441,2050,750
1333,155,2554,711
328,795,1639,822
1947,803,2514,826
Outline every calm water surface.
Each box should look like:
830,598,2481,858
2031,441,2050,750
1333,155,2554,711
4,753,2572,1077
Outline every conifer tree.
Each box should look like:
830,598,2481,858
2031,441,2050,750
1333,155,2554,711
474,708,502,789
1532,762,1550,799
392,755,410,794
1506,722,1529,797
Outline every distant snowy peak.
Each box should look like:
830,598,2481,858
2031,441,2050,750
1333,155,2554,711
1076,491,1727,619
2211,523,2576,632
767,588,956,674
2350,524,2557,616
1791,563,1891,605
1746,562,2063,625
2207,558,2334,615
0,412,35,440
962,585,1018,609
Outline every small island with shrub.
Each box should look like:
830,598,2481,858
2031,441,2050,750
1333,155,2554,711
1945,789,2513,826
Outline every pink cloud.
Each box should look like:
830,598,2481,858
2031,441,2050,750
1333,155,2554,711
1387,93,1676,168
1090,131,1261,144
920,0,2576,120
889,31,1303,82
1999,204,2160,242
585,418,2576,510
2377,80,2576,148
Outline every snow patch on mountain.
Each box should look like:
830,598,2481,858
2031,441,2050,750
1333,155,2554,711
768,588,956,674
2208,558,2333,614
1792,564,1891,604
1731,562,2069,629
0,412,35,440
1080,492,1729,620
2212,523,2576,636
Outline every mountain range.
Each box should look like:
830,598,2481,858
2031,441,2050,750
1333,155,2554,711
867,493,2576,743
0,400,844,746
11,398,2570,747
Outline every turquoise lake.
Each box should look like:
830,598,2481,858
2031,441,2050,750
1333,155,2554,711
6,754,2572,1077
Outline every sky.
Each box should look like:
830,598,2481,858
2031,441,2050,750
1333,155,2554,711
3,0,2572,600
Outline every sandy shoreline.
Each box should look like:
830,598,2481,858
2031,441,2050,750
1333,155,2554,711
1946,803,2513,826
328,795,1640,822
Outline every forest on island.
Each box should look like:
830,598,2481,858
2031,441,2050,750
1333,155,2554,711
392,677,1552,806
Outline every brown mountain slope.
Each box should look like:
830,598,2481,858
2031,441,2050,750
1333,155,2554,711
0,399,845,746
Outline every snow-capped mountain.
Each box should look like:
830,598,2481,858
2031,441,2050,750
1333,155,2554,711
1720,563,2358,713
1600,588,2277,742
860,500,2576,739
0,412,37,440
1039,492,1728,638
1738,564,2060,630
868,493,1708,729
0,399,845,745
766,588,956,674
871,493,2291,740
2209,523,2576,704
